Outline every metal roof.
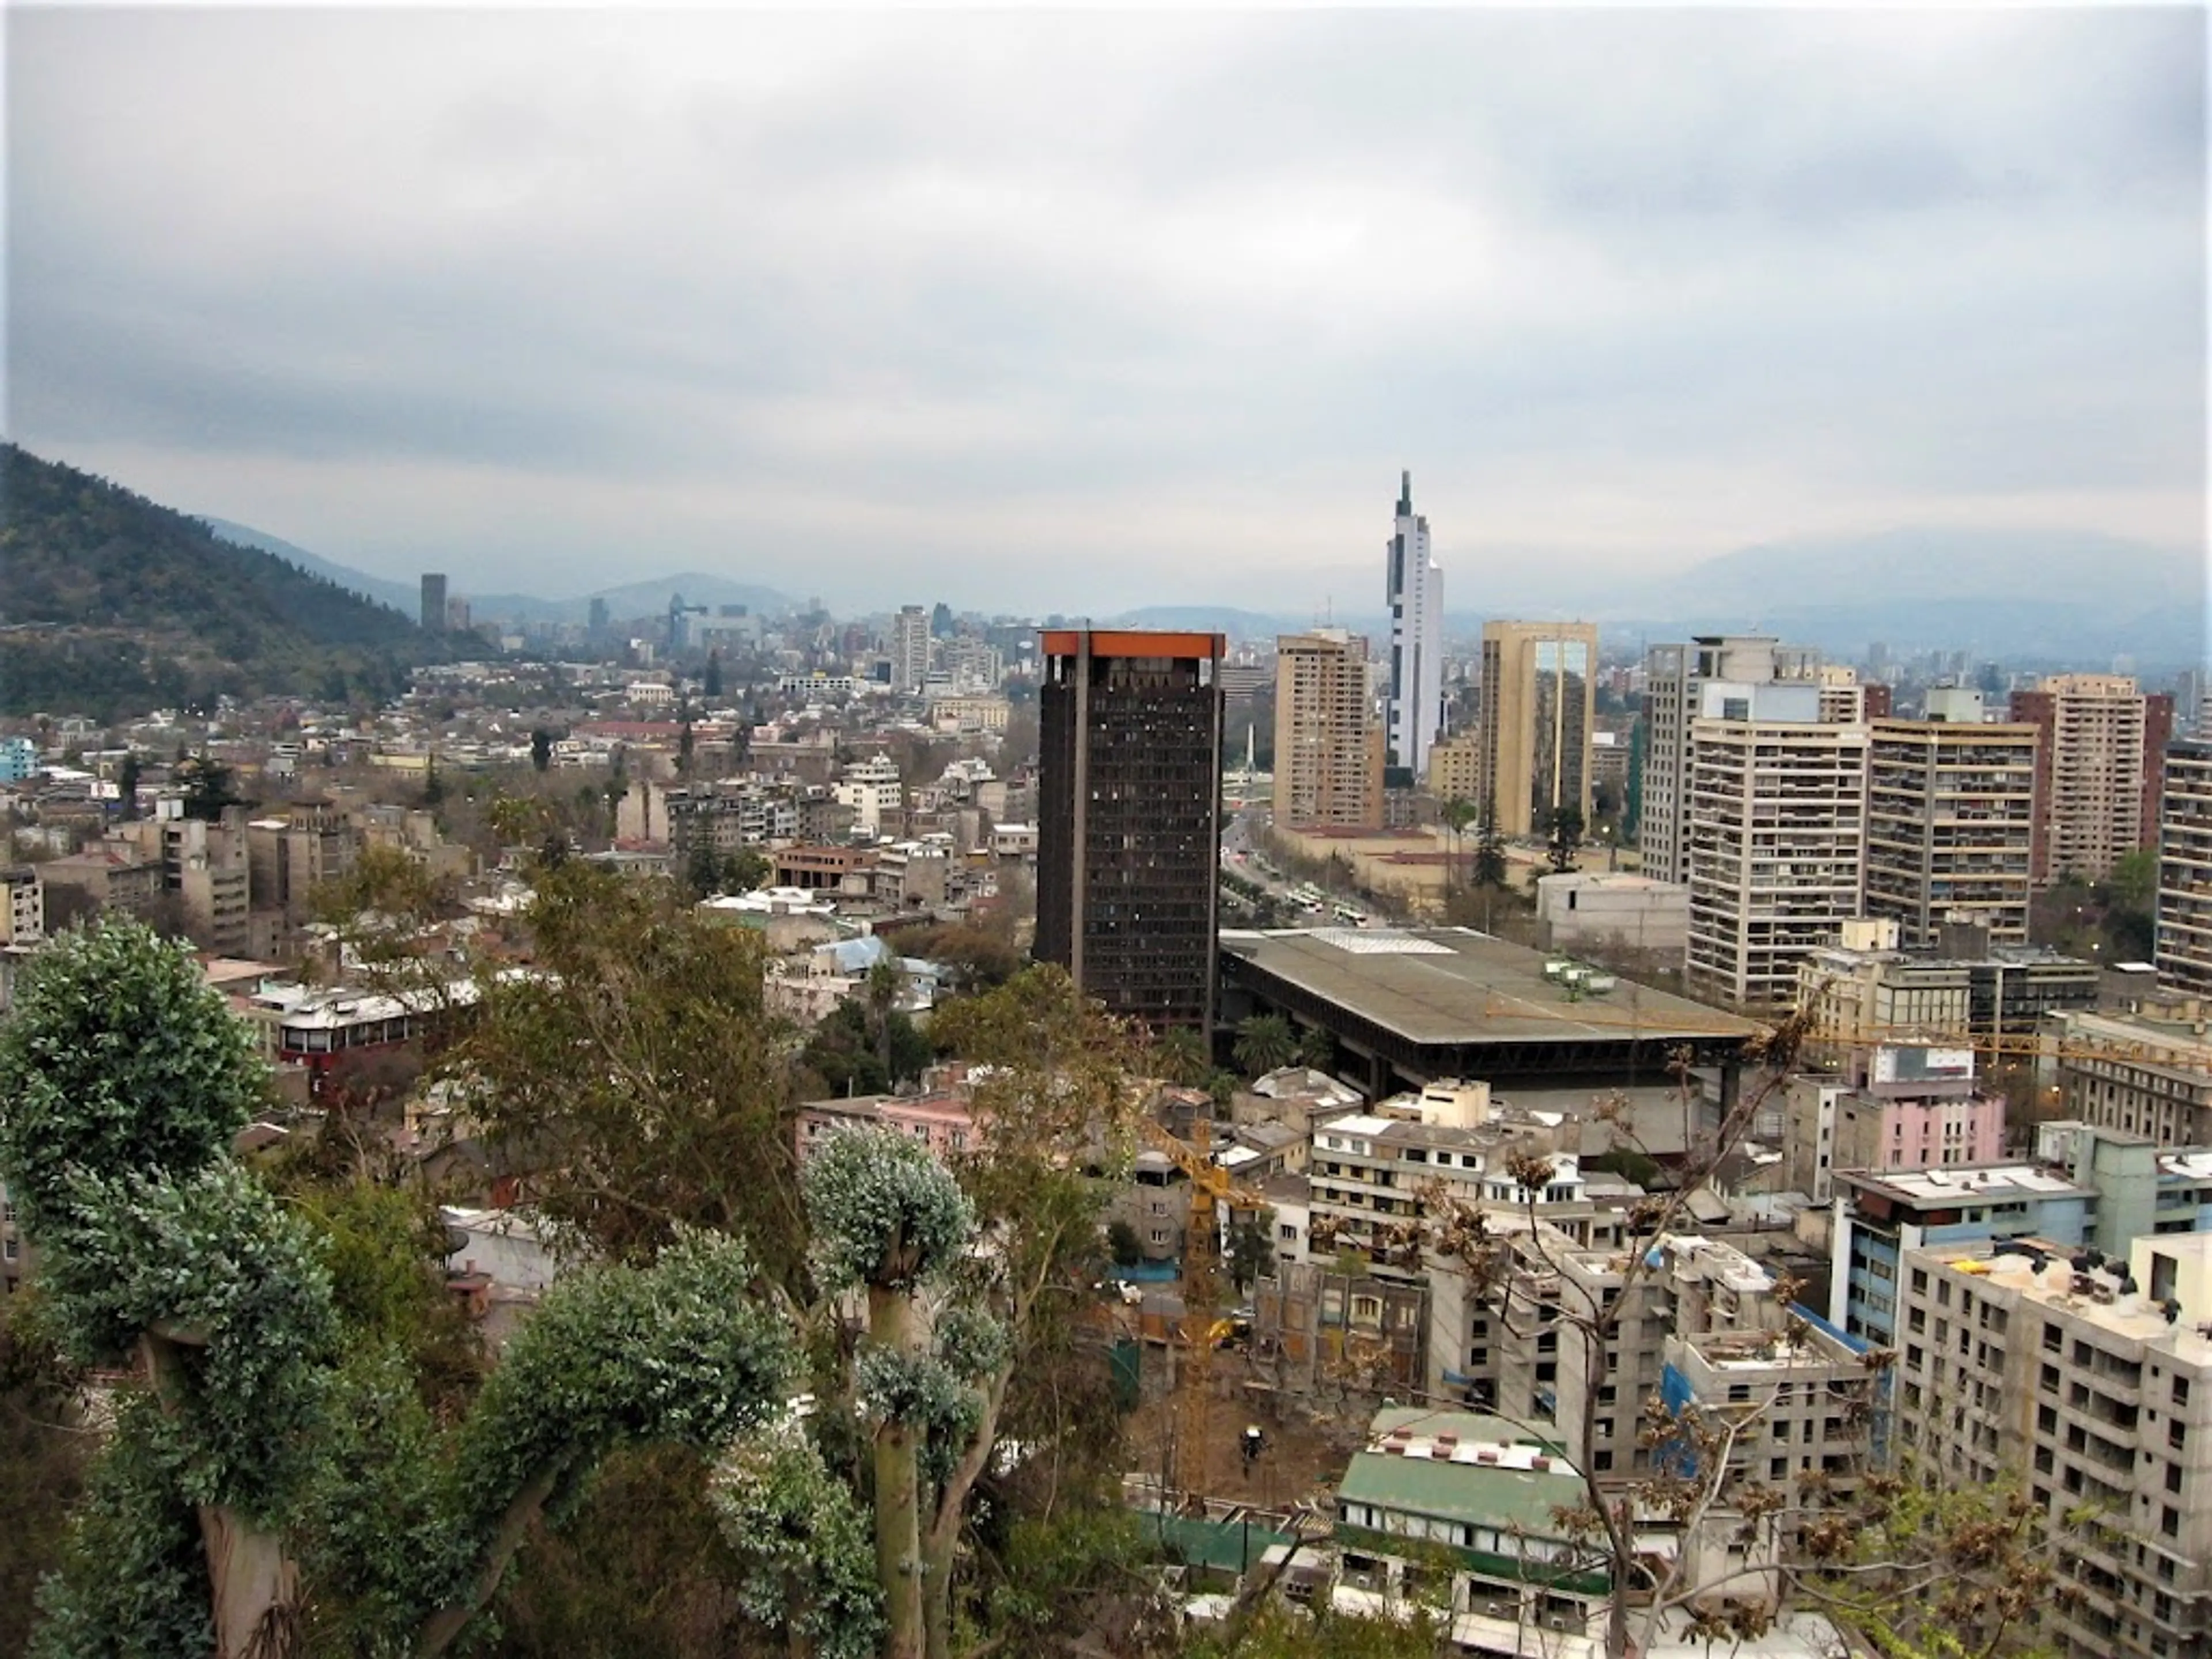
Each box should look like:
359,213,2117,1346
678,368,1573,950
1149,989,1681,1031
1222,927,1760,1050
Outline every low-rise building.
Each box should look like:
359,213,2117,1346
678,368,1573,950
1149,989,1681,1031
0,868,42,945
1534,872,1690,956
1784,1042,2006,1202
2045,1006,2212,1146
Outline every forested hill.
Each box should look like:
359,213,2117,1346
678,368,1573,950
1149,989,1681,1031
0,444,456,718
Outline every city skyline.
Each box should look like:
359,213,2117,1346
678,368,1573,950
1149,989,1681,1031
9,9,2203,616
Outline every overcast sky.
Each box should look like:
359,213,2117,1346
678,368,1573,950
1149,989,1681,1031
7,6,2205,616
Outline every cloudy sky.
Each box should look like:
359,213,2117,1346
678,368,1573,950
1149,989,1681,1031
7,6,2205,616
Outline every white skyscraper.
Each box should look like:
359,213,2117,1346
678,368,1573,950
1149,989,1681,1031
891,604,931,695
1384,471,1444,778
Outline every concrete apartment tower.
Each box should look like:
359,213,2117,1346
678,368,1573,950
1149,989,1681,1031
2009,674,2175,884
1684,680,1870,1011
1273,629,1385,831
1035,628,1225,1032
419,573,448,633
1864,695,2040,949
1639,635,1821,887
1476,620,1599,838
2158,736,2212,995
890,604,931,695
1384,471,1444,779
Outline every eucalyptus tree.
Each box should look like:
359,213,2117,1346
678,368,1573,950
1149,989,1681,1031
0,919,797,1659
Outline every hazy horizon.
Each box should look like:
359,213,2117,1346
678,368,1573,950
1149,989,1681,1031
9,9,2206,615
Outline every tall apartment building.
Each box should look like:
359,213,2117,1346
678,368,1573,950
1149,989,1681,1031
419,573,447,633
1638,636,1820,887
110,805,252,957
1895,1235,2212,1659
2158,737,2212,995
1475,620,1599,838
1035,628,1224,1032
1863,714,2039,948
1383,471,1444,779
890,604,931,696
2009,674,2175,884
1273,629,1384,831
1684,683,1869,1011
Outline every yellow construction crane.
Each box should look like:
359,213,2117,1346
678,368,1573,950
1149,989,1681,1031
1139,1117,1268,1506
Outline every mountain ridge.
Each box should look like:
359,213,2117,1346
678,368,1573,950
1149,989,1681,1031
1,445,451,718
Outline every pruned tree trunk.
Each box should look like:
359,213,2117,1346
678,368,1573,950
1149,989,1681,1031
872,1285,925,1659
142,1329,305,1659
202,1505,300,1659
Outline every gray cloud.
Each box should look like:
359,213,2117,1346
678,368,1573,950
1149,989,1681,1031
6,7,2202,614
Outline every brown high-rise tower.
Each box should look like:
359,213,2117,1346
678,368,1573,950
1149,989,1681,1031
1036,628,1225,1032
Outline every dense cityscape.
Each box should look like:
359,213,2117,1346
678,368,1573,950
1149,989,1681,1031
3,8,2206,1659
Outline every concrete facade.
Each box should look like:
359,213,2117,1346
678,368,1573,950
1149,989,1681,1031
1864,716,2039,948
1273,629,1384,831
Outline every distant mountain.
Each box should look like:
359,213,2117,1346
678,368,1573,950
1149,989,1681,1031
470,572,797,627
1106,605,1326,643
199,516,420,616
0,445,452,719
1605,527,2203,667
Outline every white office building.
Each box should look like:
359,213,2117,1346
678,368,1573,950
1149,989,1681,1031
1684,681,1869,1010
1384,471,1445,780
1640,637,1821,887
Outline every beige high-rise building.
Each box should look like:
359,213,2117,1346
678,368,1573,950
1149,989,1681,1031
1476,620,1598,838
2158,737,2212,995
2009,674,2175,884
1685,682,1869,1011
1273,629,1384,831
1863,715,2039,949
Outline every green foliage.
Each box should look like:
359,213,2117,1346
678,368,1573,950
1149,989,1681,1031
1225,1209,1277,1295
43,1162,339,1516
491,1445,748,1659
0,444,450,718
888,922,1022,993
1546,804,1585,874
711,1422,884,1659
0,918,268,1235
1107,1218,1144,1268
801,997,931,1096
29,1394,214,1659
452,858,804,1278
1233,1013,1297,1080
1798,1459,2073,1659
1186,1593,1446,1658
982,1506,1155,1646
0,1301,93,1659
803,1126,975,1293
1293,1023,1334,1073
1151,1024,1213,1087
455,1232,796,1534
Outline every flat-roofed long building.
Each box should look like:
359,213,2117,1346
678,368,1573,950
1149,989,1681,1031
1036,628,1225,1032
1219,925,1760,1103
1865,715,2039,948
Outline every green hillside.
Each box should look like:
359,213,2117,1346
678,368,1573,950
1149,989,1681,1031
0,444,456,718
